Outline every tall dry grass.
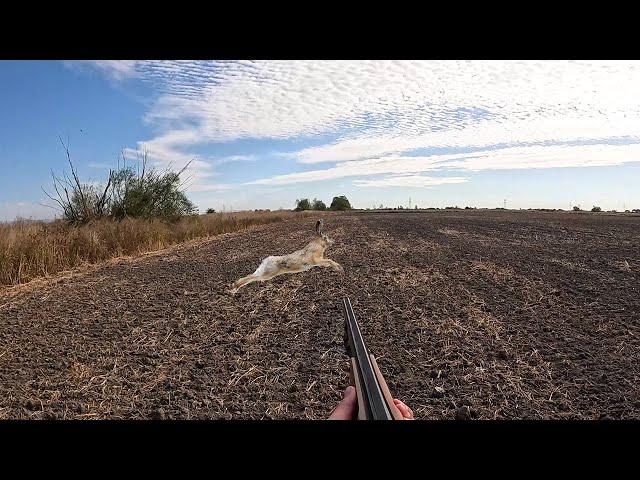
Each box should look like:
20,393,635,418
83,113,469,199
0,211,311,288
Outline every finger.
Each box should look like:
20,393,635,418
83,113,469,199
395,402,411,419
397,400,413,418
393,399,414,419
328,386,357,420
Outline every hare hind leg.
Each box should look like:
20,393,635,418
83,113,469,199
230,257,277,294
230,274,260,294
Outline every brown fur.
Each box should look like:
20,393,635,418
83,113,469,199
230,220,343,294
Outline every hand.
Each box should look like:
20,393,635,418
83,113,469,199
328,386,357,420
393,399,414,420
328,386,415,420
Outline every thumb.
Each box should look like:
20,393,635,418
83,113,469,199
328,386,358,420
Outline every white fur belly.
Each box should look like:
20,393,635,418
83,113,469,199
254,256,278,275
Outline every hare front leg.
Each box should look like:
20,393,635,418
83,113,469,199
318,258,344,273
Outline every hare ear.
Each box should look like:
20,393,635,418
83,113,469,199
315,219,323,235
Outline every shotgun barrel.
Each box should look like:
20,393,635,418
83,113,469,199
341,297,403,420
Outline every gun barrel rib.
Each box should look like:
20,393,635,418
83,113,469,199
342,297,393,420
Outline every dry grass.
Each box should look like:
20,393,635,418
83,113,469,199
0,211,312,288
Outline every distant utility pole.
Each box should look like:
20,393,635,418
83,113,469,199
409,197,412,209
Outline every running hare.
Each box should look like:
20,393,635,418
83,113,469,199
230,219,343,294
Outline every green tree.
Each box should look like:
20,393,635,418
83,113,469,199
109,165,196,221
330,195,352,211
295,198,312,211
312,198,327,211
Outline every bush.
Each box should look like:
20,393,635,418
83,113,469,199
44,142,196,224
591,206,601,212
43,139,113,224
573,206,581,211
312,198,327,211
295,198,311,211
330,195,352,211
206,208,216,214
108,154,196,221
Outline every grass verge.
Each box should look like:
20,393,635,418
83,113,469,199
0,211,313,288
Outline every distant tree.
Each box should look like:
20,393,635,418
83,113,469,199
414,205,418,210
312,198,327,211
295,198,311,211
330,195,352,211
591,206,601,212
573,206,581,211
206,208,216,214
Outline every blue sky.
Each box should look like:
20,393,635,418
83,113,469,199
1,60,639,220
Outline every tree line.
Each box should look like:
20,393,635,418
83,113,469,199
294,196,352,211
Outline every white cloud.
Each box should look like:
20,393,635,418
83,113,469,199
129,60,640,148
64,60,139,81
186,183,234,192
247,143,640,186
292,118,640,164
74,60,640,189
440,143,640,171
121,143,216,191
354,175,469,188
213,154,257,166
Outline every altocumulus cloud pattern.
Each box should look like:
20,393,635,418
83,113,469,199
68,60,640,190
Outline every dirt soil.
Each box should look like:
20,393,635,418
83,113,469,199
1,210,639,419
